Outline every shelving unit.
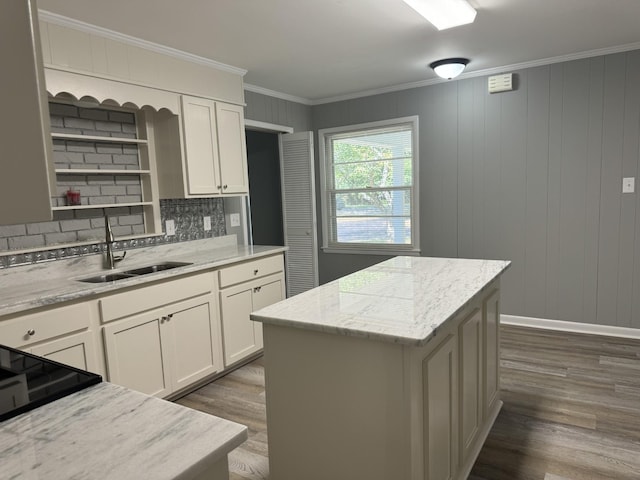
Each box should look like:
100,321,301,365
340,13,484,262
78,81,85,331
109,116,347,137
51,132,148,145
50,103,162,236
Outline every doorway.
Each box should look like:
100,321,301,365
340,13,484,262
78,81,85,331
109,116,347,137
245,130,284,246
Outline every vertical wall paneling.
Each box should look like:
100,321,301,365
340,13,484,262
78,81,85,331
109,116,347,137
545,63,565,319
423,83,458,257
617,51,640,328
470,77,487,260
498,71,528,314
557,59,591,323
457,79,475,258
524,65,550,318
597,54,626,326
582,57,605,324
482,78,502,263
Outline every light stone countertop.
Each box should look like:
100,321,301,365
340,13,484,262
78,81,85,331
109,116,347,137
251,256,511,347
0,236,287,317
0,382,247,480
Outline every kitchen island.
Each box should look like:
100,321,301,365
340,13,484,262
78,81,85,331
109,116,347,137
251,256,510,480
0,381,247,479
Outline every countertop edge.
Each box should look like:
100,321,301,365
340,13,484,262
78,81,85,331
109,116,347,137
0,245,287,317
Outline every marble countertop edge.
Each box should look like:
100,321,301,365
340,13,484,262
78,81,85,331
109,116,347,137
0,240,287,317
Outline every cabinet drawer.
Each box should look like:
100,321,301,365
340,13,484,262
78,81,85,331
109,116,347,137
0,302,91,349
99,272,214,323
218,255,284,288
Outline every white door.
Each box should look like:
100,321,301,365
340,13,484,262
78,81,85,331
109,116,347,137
279,131,318,296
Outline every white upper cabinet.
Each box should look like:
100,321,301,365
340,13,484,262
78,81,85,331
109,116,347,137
181,96,222,196
156,95,249,199
215,102,249,194
0,0,55,225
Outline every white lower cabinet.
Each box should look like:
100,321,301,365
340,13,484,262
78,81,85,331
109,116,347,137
103,294,221,397
218,255,285,367
0,300,99,373
30,330,98,372
220,275,284,366
100,271,224,397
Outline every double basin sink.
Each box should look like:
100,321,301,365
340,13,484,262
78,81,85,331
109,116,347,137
80,261,193,283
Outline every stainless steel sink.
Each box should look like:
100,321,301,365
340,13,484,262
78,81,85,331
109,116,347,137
123,262,192,276
79,262,192,283
80,273,137,283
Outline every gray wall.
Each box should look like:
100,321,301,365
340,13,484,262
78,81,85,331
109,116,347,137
244,90,312,132
312,50,640,329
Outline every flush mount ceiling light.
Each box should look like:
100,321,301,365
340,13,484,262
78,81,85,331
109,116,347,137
402,0,477,30
429,58,469,79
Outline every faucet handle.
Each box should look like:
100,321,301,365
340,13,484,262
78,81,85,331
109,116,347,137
114,251,127,264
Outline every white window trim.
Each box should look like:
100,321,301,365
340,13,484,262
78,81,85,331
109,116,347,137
318,116,420,256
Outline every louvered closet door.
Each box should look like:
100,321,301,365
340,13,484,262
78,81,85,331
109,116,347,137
279,132,318,296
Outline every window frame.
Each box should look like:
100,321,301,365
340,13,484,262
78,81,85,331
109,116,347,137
318,116,420,256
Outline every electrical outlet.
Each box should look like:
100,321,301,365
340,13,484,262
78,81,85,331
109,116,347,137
230,213,241,227
623,177,635,194
203,216,212,231
165,219,176,236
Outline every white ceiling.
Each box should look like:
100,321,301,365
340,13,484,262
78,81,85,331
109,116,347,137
38,0,640,104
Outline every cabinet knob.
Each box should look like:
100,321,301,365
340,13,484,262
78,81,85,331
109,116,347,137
223,185,228,189
254,286,262,293
167,313,174,320
254,269,259,275
217,185,222,189
27,329,36,336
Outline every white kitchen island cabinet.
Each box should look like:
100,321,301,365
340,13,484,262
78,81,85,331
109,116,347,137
251,256,510,480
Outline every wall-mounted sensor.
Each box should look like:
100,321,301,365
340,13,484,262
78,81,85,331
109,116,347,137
488,73,513,93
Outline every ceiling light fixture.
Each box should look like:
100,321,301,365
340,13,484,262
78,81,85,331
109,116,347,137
402,0,477,30
429,58,469,79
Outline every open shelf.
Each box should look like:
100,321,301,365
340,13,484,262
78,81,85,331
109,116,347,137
52,202,154,211
55,169,151,175
51,132,148,145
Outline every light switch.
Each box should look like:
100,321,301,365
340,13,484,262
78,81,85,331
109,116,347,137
623,177,635,194
230,213,241,227
203,216,211,231
165,219,176,236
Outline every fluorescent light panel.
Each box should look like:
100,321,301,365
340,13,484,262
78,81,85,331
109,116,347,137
403,0,477,30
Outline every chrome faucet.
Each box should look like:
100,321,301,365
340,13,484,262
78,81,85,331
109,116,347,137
104,212,126,269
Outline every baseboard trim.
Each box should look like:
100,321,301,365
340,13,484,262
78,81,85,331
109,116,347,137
501,314,640,340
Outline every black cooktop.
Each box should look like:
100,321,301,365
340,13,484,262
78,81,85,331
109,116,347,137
0,344,102,422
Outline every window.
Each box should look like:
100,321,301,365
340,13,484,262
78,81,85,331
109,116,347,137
319,116,419,255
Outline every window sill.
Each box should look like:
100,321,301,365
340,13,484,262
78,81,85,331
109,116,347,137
321,247,421,256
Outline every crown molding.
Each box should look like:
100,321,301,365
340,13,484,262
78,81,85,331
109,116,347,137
308,41,640,106
38,10,247,77
243,83,312,106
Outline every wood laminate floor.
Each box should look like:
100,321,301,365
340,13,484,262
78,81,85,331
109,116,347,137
176,325,640,480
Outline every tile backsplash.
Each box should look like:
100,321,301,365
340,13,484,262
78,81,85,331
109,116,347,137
0,198,227,269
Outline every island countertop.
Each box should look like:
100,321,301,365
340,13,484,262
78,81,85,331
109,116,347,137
251,256,510,346
0,382,247,480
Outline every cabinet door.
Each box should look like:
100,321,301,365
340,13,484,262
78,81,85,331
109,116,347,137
181,95,220,195
220,286,260,366
215,102,248,194
483,289,501,417
458,307,483,464
168,295,223,391
251,277,285,349
30,330,98,373
423,334,458,480
103,309,171,397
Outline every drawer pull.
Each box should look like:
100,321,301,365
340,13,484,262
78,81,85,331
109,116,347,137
27,329,36,336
